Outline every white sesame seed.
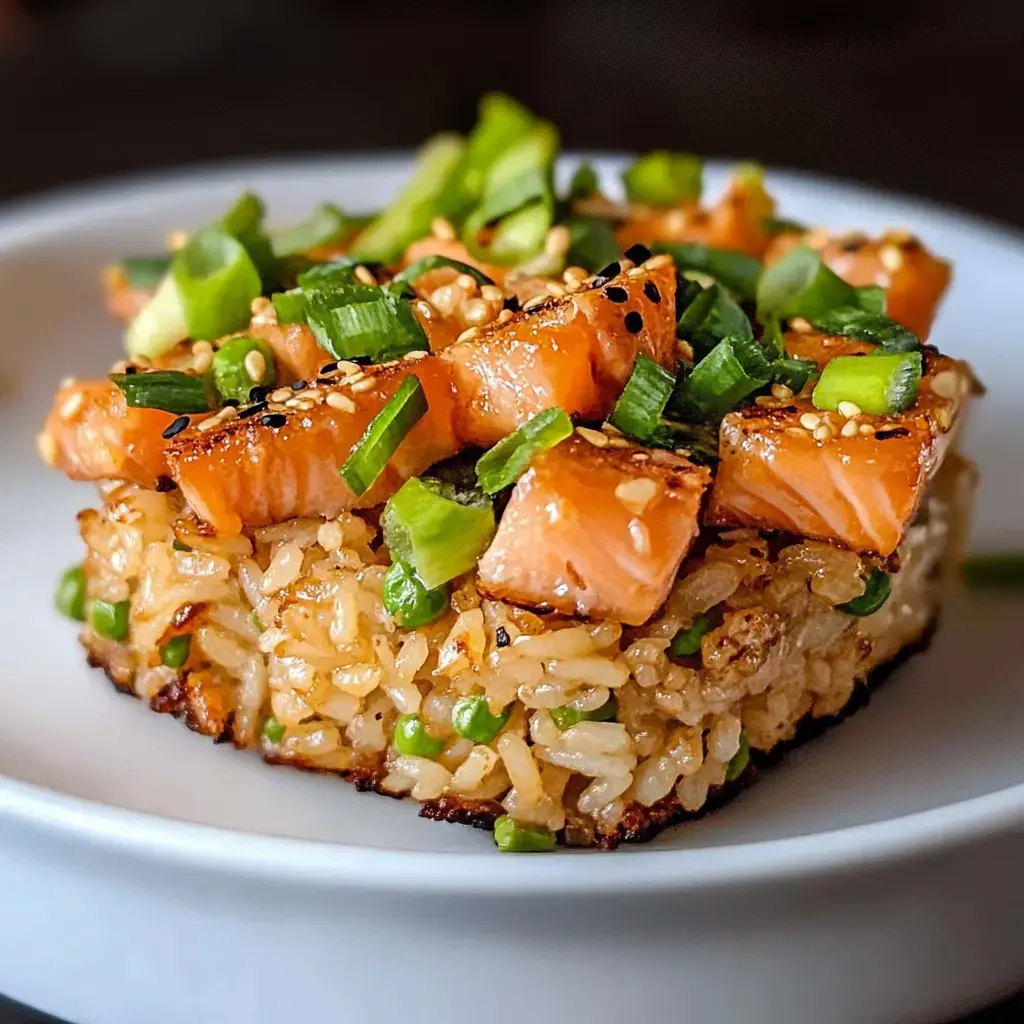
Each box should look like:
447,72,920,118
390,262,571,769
632,452,650,462
841,419,859,438
403,350,429,361
618,259,635,273
196,416,220,432
431,216,456,241
813,424,833,442
575,426,608,448
523,295,547,311
545,282,567,298
326,392,356,413
879,245,904,274
790,317,812,334
562,266,588,284
270,389,291,403
354,265,376,286
414,299,435,321
350,377,375,393
36,432,58,466
930,370,958,400
644,253,673,271
859,423,876,436
799,412,820,431
614,477,660,515
463,298,493,325
285,397,302,408
771,383,794,401
935,407,952,431
544,225,570,258
605,436,630,449
456,326,481,344
244,349,267,383
626,266,645,278
785,427,808,439
837,400,861,418
336,361,362,376
191,340,214,374
496,309,514,325
480,284,504,303
60,391,85,419
430,284,458,316
344,371,365,385
455,273,478,296
628,518,651,557
218,406,238,421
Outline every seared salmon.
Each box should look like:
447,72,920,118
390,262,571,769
38,379,175,488
166,358,460,534
705,349,970,555
442,256,677,446
477,435,711,625
617,169,776,258
766,230,951,339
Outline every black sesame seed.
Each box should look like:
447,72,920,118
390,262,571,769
123,365,138,375
238,402,267,419
320,362,338,375
624,243,652,264
624,311,644,334
875,427,910,440
597,261,621,281
643,281,662,304
260,413,287,428
290,380,307,391
248,385,269,403
316,377,335,386
162,415,190,439
604,286,629,303
503,296,521,312
222,398,240,408
374,712,383,721
495,626,511,648
155,475,177,492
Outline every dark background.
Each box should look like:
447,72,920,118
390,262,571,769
1,1,1022,1021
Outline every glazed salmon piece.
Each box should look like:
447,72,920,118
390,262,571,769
38,379,175,488
442,257,677,446
249,316,329,383
705,351,972,555
402,236,508,290
477,436,711,625
616,169,776,258
766,231,951,339
166,358,460,534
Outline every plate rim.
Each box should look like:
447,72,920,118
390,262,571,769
3,154,1022,894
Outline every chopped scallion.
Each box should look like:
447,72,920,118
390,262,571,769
812,352,922,416
811,307,919,353
622,151,702,206
676,282,753,359
724,731,750,782
837,570,891,616
565,217,621,272
212,336,275,403
270,203,356,258
756,244,865,322
668,612,715,658
475,408,573,494
381,477,495,590
271,288,306,325
569,162,599,200
609,355,676,442
118,256,172,290
339,375,428,497
391,255,495,288
110,370,216,415
674,334,772,422
652,243,762,301
124,272,189,359
771,357,817,393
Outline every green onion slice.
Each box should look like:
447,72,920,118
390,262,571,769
382,477,496,590
110,370,216,415
725,731,750,782
961,554,1024,589
855,285,886,314
675,334,772,422
118,256,172,290
391,255,495,288
351,134,466,264
676,282,753,359
757,244,867,321
171,228,262,341
124,272,190,359
622,151,702,206
565,216,621,272
339,375,428,497
219,191,277,285
435,93,538,225
646,421,720,465
569,162,599,200
837,569,892,616
668,612,716,658
652,243,762,301
771,357,817,394
475,408,573,494
609,355,676,442
811,307,919,352
271,288,306,325
812,352,922,416
270,203,358,258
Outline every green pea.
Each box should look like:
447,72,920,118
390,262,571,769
89,598,130,642
668,612,715,658
549,694,617,732
55,564,87,622
493,815,555,853
725,731,750,782
212,335,275,403
263,715,285,744
452,696,509,743
393,713,445,759
382,560,449,628
837,569,891,616
160,634,191,670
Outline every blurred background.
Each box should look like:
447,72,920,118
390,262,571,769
1,2,1023,1022
1,0,1023,226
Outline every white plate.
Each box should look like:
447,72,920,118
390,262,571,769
1,157,1022,1024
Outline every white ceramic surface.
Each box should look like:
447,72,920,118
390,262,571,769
0,157,1022,1024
